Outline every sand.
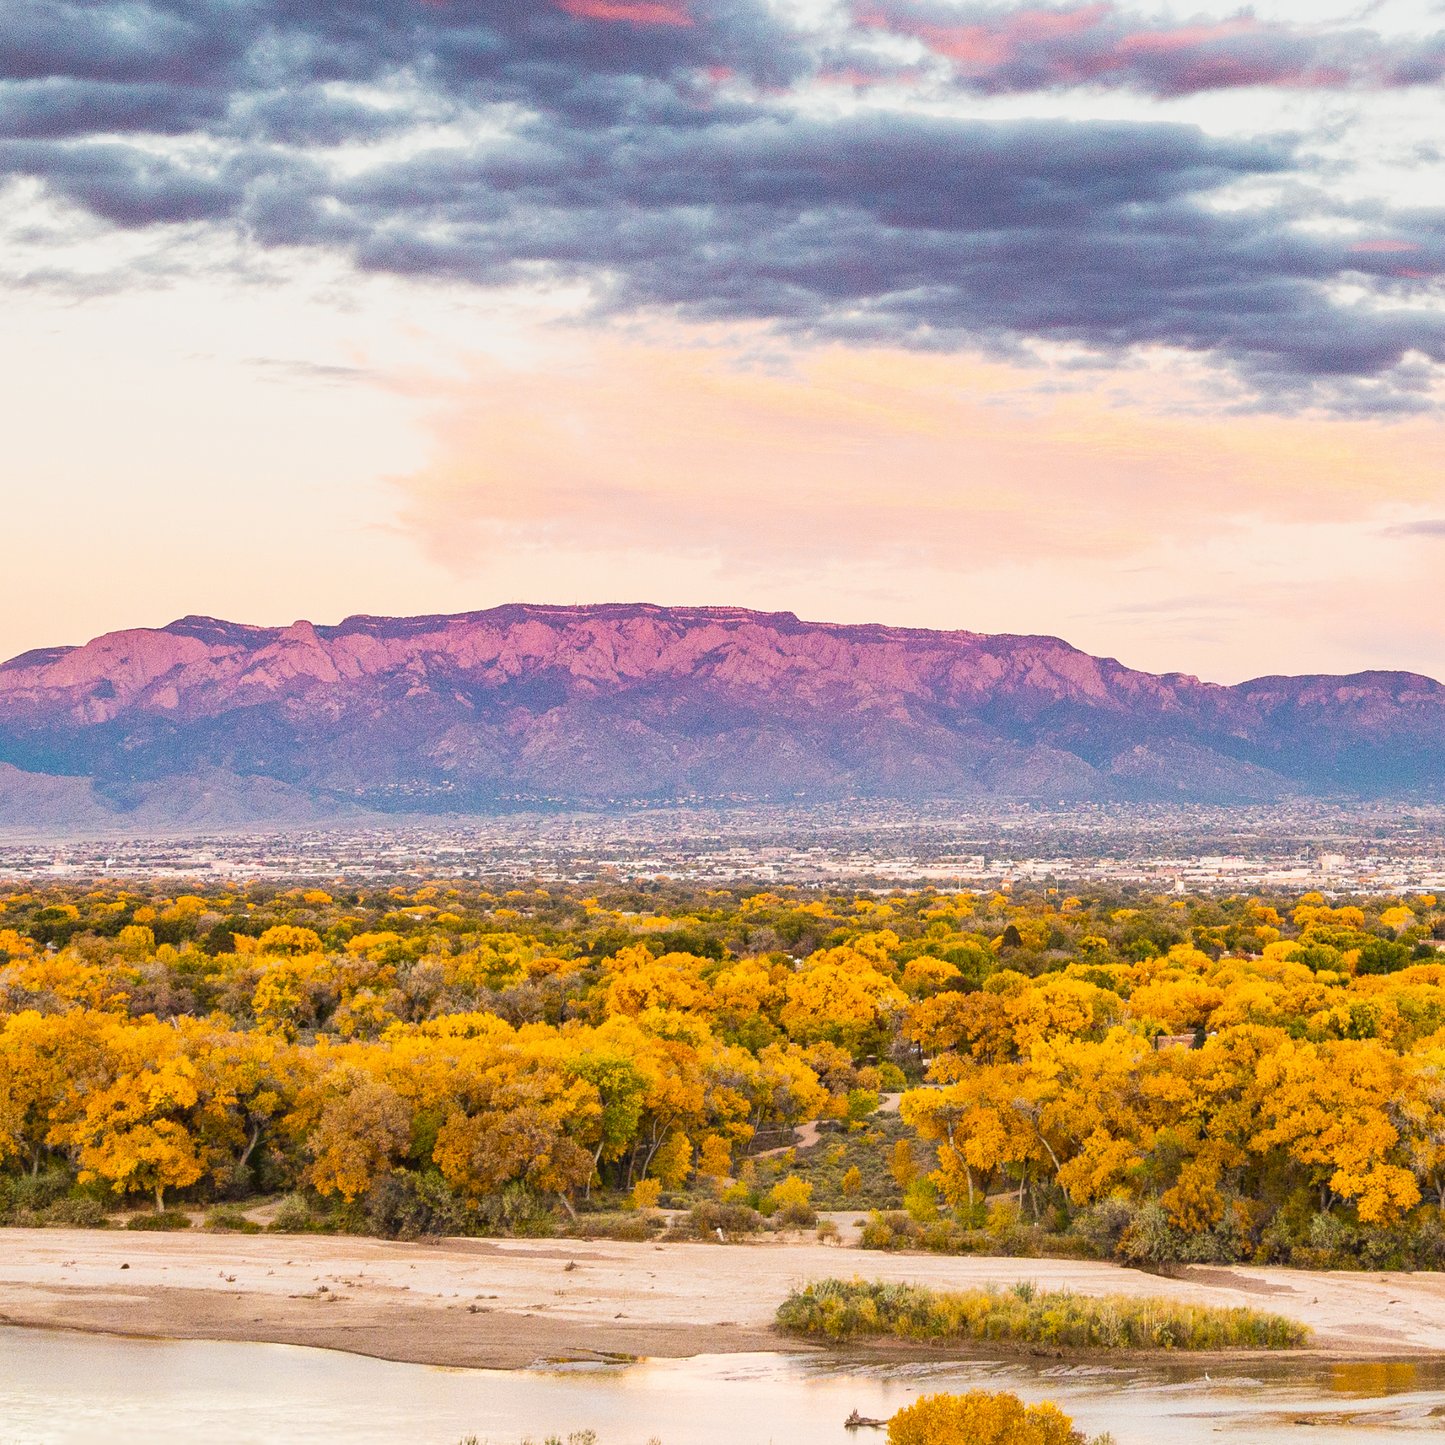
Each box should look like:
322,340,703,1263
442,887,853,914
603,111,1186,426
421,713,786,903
3,1222,1444,1368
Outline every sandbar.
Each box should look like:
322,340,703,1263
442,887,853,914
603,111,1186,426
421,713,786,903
3,1224,1444,1368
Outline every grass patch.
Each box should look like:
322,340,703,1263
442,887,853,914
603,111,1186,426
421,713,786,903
776,1277,1309,1350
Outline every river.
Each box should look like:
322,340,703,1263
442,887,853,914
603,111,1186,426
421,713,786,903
3,1327,1443,1443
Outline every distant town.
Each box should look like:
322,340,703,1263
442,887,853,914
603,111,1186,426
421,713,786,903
5,799,1445,894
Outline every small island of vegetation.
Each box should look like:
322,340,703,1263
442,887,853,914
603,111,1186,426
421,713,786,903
776,1277,1309,1350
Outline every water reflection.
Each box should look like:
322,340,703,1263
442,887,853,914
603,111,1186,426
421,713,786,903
1327,1360,1423,1396
3,1327,1445,1445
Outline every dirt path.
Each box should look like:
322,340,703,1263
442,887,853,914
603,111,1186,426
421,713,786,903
753,1120,822,1157
3,1227,1444,1367
752,1095,900,1159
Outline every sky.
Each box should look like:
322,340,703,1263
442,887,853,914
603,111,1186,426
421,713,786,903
4,0,1445,683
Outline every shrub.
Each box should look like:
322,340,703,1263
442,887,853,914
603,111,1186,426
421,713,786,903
842,1166,863,1197
846,1089,881,1121
1066,1195,1247,1267
43,1198,109,1228
860,1209,1021,1256
563,1213,656,1242
817,1219,841,1243
888,1389,1076,1445
11,1171,73,1213
1070,1196,1136,1259
127,1210,192,1231
205,1207,262,1233
687,1199,763,1240
775,1278,1309,1350
268,1193,317,1233
775,1201,818,1228
363,1170,470,1239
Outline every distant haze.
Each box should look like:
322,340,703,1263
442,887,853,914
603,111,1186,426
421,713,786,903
1,603,1443,832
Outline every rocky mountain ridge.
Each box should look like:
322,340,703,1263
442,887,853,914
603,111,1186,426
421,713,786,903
0,603,1440,824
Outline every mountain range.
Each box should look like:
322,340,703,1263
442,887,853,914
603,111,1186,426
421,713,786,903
0,603,1442,832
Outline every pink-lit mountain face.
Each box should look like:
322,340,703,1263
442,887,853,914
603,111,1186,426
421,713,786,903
1,604,1442,814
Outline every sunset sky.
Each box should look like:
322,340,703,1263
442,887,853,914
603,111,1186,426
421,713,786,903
5,0,1445,682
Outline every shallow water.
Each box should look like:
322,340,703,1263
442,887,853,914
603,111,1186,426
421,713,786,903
4,1329,1445,1444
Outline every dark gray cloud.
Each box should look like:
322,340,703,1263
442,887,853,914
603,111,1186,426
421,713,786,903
2,0,1445,412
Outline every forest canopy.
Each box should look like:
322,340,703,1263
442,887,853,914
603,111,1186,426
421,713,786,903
4,875,1445,1267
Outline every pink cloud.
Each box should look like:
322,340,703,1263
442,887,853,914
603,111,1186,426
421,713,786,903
1115,17,1257,56
554,0,692,26
388,336,1445,588
857,3,1110,68
1353,240,1422,253
853,1,1445,96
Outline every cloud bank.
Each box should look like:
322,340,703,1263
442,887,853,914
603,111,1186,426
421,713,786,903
3,0,1445,412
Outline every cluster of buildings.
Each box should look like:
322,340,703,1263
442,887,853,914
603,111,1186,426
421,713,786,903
1,803,1443,895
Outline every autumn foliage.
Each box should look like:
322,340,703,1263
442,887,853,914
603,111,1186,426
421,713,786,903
888,1390,1078,1445
3,878,1445,1259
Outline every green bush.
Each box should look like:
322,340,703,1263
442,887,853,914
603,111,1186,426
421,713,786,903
362,1170,470,1239
687,1199,764,1240
126,1210,192,1231
1068,1195,1247,1266
43,1198,109,1228
846,1088,880,1121
462,1181,556,1236
776,1277,1309,1350
268,1194,317,1232
1070,1195,1135,1258
205,1207,262,1233
11,1171,74,1213
773,1201,818,1228
904,1178,938,1223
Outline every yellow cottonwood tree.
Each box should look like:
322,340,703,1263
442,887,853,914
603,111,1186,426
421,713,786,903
781,953,905,1053
1251,1038,1419,1223
69,1026,206,1211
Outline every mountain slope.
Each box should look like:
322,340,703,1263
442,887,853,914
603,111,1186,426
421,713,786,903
0,603,1441,819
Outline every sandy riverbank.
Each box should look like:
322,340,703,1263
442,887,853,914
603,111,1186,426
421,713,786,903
4,1225,1444,1368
